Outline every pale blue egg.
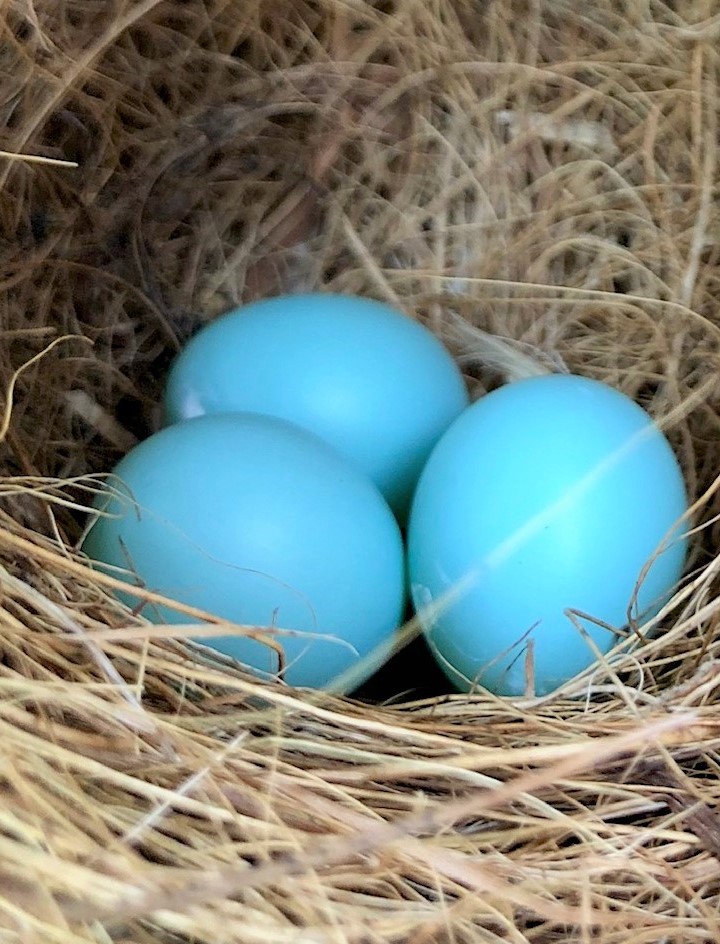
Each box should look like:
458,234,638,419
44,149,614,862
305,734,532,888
82,412,406,691
163,294,469,521
407,375,689,697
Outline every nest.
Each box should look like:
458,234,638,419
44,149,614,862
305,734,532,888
2,1,720,941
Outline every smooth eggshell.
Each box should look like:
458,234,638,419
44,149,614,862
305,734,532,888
163,293,469,521
83,412,406,691
407,374,688,697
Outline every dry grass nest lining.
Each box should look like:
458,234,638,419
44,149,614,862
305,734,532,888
2,1,720,941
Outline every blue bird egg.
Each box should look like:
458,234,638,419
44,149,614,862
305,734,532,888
82,412,406,691
407,374,689,698
163,293,469,521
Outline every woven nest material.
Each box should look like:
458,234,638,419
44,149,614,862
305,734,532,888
2,2,720,941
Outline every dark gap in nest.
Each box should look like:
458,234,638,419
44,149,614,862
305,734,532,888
4,107,22,131
231,39,253,62
114,394,156,443
107,220,132,254
29,211,47,244
65,9,87,30
10,17,31,42
204,150,228,173
612,275,632,294
634,379,660,406
131,837,188,869
161,15,199,37
616,228,632,248
153,82,174,107
40,109,99,167
351,634,451,704
351,20,373,36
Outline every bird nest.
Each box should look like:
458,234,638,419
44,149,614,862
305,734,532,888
2,2,720,941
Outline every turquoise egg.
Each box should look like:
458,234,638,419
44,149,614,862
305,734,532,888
163,293,469,521
407,375,689,697
83,412,406,691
